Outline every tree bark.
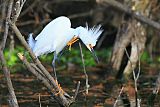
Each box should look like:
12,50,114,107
0,50,19,107
99,0,160,30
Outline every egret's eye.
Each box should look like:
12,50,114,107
89,44,94,48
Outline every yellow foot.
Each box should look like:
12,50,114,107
55,80,64,96
67,36,79,51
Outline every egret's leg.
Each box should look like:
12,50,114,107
52,52,64,96
52,52,57,80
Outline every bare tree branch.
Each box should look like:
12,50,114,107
124,47,141,107
6,0,81,105
113,86,124,107
1,0,13,50
68,10,93,19
17,53,56,95
12,0,26,23
73,81,80,101
0,0,6,33
8,20,76,107
20,0,40,17
79,42,89,94
99,0,160,30
0,50,19,107
0,0,19,107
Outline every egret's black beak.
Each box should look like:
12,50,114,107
90,48,99,63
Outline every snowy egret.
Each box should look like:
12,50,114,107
28,16,103,78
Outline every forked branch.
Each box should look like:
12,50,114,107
8,21,75,106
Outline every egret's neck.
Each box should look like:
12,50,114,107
75,26,85,37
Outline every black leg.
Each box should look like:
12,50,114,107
52,52,57,80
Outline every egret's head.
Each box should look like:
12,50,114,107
75,24,103,63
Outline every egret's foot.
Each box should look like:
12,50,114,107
55,80,64,96
67,36,79,50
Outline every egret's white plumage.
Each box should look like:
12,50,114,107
28,16,75,57
28,16,103,65
28,33,35,50
75,25,103,51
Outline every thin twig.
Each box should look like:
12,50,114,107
9,33,15,52
136,45,141,107
0,0,6,33
12,0,26,23
113,86,124,107
16,19,51,26
124,48,136,81
79,42,89,94
137,46,141,81
20,0,40,17
68,10,93,19
39,93,42,107
154,72,160,94
148,71,160,106
73,81,80,101
124,47,141,107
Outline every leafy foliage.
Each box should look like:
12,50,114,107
4,46,23,66
3,46,111,72
4,46,28,73
4,45,156,73
141,51,150,62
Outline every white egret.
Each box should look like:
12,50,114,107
28,16,103,79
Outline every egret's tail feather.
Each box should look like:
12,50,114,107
28,33,36,50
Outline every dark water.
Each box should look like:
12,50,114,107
0,66,160,107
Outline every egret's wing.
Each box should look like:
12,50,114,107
33,16,73,56
35,16,71,40
51,28,75,54
33,28,74,56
